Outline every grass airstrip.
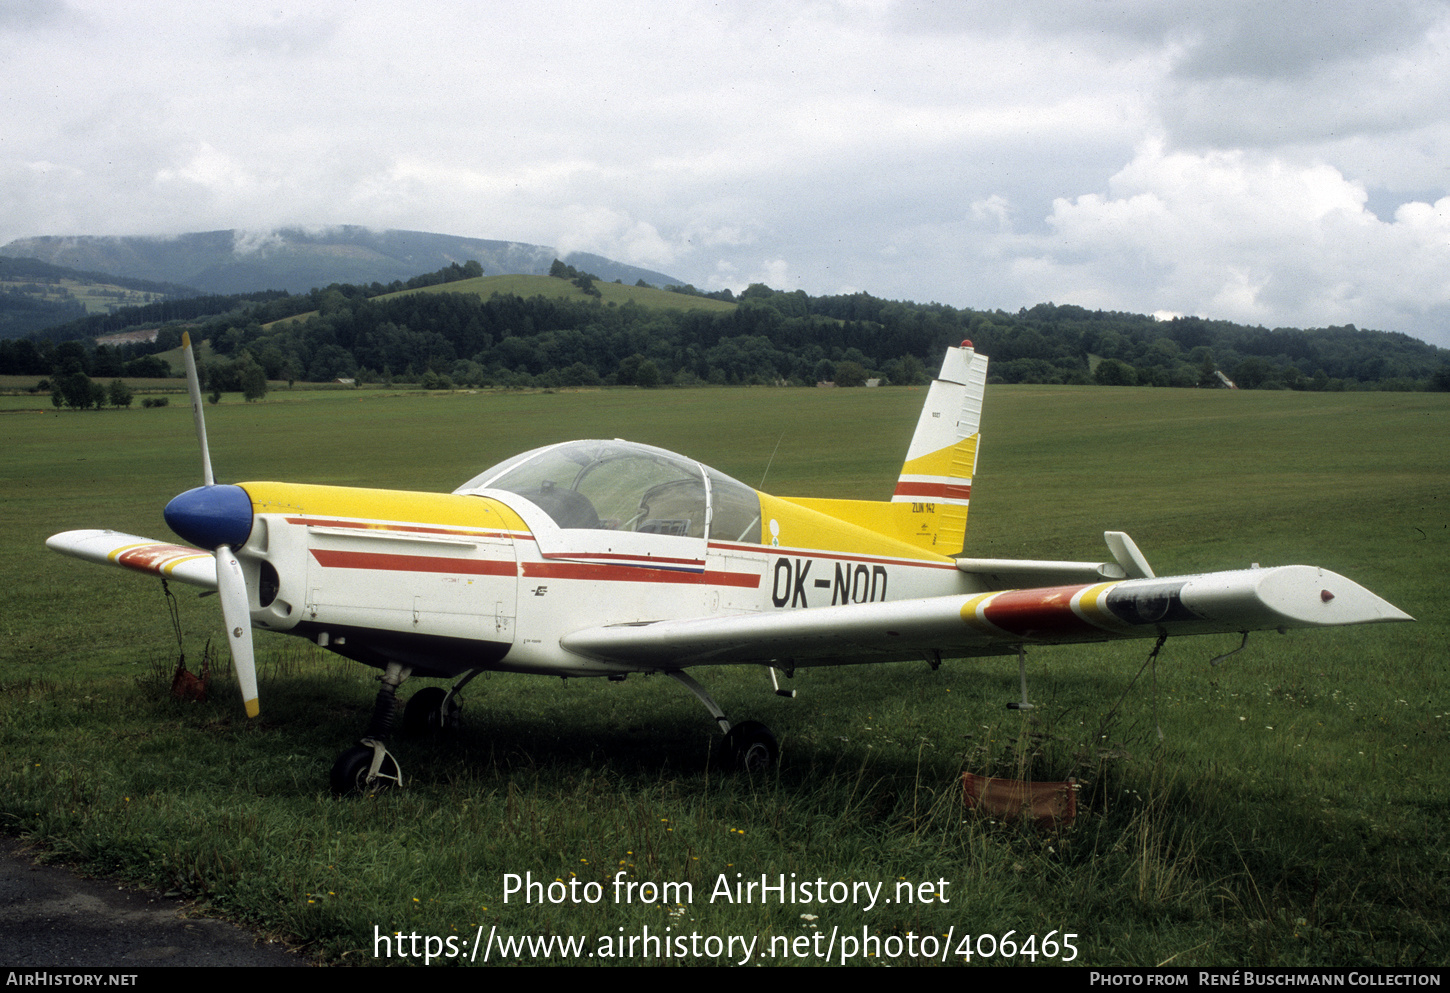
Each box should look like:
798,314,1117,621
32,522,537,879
1,381,1446,966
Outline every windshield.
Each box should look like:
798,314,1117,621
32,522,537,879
456,440,762,543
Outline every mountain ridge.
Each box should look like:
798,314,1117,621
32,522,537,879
0,226,683,295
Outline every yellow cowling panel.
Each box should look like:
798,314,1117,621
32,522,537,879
240,482,531,534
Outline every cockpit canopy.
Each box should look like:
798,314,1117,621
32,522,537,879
455,440,763,544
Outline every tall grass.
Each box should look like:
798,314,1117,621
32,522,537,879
1,383,1444,965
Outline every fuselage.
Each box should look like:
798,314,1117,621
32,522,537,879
225,440,983,679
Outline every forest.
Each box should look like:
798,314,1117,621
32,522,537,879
4,260,1448,393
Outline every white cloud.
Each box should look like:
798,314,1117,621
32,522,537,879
988,142,1450,335
1,0,1447,345
552,206,678,269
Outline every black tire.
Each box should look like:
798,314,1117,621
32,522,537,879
723,720,778,774
402,687,458,737
330,744,400,796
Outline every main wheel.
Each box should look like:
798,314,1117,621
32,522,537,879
330,744,401,796
722,720,778,774
402,687,459,737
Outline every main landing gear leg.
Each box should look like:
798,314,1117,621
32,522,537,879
402,669,483,738
667,670,779,773
331,662,412,795
1006,646,1034,711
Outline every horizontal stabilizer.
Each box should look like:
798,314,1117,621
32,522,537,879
46,529,218,590
958,531,1155,588
954,556,1129,588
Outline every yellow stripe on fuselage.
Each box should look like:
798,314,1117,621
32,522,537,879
240,482,531,534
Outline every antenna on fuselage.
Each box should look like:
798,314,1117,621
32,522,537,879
759,428,787,490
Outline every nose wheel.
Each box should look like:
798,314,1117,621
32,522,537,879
331,667,485,794
331,661,411,796
330,740,403,795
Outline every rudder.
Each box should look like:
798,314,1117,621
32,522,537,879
890,341,988,554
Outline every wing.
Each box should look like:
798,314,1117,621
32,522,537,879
46,529,218,590
562,565,1412,669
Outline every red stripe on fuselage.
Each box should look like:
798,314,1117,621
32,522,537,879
523,561,760,587
309,549,516,576
706,542,959,571
538,550,705,568
307,550,760,588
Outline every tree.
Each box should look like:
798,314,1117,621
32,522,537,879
107,379,134,409
59,371,94,410
240,359,268,402
889,354,927,386
1094,358,1137,386
560,362,601,386
834,360,868,387
615,354,644,385
1197,354,1220,388
1233,357,1273,390
635,359,662,388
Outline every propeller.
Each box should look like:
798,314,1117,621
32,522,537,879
163,332,260,718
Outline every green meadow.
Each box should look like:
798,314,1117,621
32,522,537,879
1,382,1445,966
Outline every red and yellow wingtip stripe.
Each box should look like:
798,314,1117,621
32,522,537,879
110,541,213,576
959,582,1137,640
46,531,220,590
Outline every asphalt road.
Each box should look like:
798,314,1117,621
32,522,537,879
1,836,308,967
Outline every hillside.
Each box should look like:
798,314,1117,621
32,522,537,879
0,256,196,339
0,227,681,296
5,254,1444,395
265,273,736,329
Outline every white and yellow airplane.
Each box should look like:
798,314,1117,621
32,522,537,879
47,338,1411,792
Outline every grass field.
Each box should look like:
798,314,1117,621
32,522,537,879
1,382,1445,966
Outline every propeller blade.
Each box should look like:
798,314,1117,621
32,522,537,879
181,331,215,487
216,544,259,718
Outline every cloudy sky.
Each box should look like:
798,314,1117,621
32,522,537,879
4,0,1449,345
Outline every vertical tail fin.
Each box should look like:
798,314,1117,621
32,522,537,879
890,342,989,554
